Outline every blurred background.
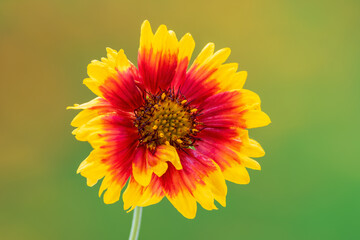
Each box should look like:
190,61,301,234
1,0,359,239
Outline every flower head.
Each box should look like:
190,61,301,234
68,20,270,219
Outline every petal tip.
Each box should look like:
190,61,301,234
141,19,151,28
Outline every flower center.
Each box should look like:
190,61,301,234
134,91,200,151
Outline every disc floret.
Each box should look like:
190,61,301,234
134,91,200,151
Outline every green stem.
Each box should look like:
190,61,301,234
129,207,143,240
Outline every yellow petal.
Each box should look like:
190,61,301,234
166,30,179,54
73,115,105,142
152,24,168,53
87,178,99,187
150,160,168,177
132,160,153,187
241,156,261,170
103,181,122,204
77,150,103,174
67,97,103,110
206,48,231,69
74,124,101,142
232,71,247,89
140,20,154,51
148,145,182,177
178,33,195,61
238,89,261,109
99,174,114,197
115,49,131,72
83,78,103,97
213,63,238,89
156,145,182,170
136,190,163,208
222,161,250,184
205,164,227,207
77,158,94,174
123,179,142,210
237,128,250,145
87,61,110,84
240,139,265,158
166,190,197,219
242,110,271,128
216,69,247,92
80,161,107,180
192,184,217,211
70,109,99,127
192,43,215,67
123,177,164,211
105,47,117,67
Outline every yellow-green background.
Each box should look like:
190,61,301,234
1,0,359,239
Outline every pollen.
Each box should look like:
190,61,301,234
134,91,200,151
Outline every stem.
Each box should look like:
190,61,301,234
128,207,143,240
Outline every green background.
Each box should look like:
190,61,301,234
1,0,359,239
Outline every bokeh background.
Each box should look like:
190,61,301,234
1,0,359,239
